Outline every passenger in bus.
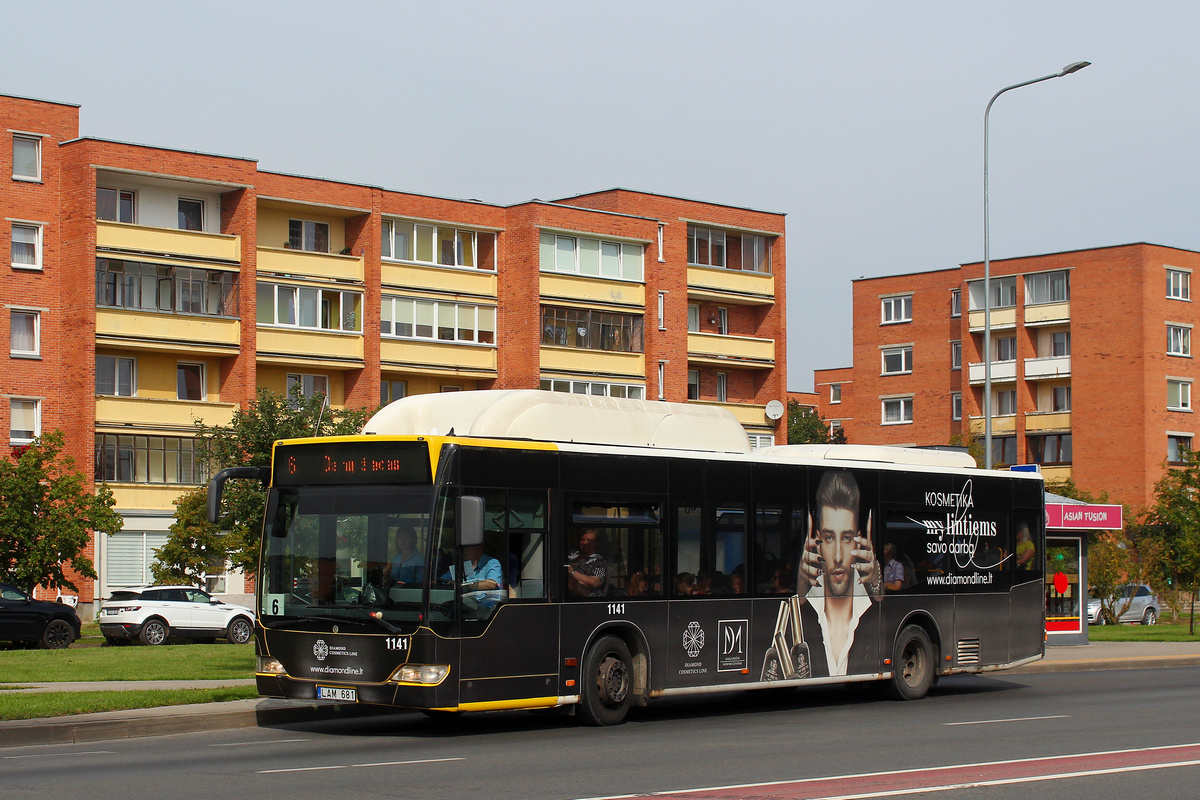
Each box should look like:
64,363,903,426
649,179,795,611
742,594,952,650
883,543,906,592
567,529,608,598
388,525,424,586
763,561,793,594
441,543,505,608
793,470,883,677
626,571,650,597
1016,523,1036,570
729,567,746,595
674,572,696,595
693,570,713,595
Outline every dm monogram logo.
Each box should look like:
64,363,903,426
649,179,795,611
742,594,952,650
718,619,748,672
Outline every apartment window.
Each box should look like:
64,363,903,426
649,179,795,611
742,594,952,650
10,310,39,357
687,370,700,400
951,289,961,317
96,356,136,397
11,223,41,269
1029,433,1072,465
1167,269,1191,300
686,225,772,274
687,304,700,332
1052,385,1072,412
1169,379,1192,411
989,436,1017,466
288,219,329,253
12,135,40,181
882,396,913,425
995,336,1017,362
717,372,728,403
1168,324,1192,356
657,361,665,400
968,277,1016,310
951,392,962,420
950,340,962,370
829,420,843,438
94,434,206,485
9,398,39,444
996,389,1017,416
716,307,729,335
881,295,913,324
287,373,328,399
97,259,238,317
881,345,913,375
540,379,645,400
257,283,361,332
1025,270,1070,304
384,219,495,270
1169,435,1193,465
657,292,666,330
538,232,643,281
176,363,205,401
381,380,407,405
381,296,494,344
830,383,842,404
97,188,135,223
1052,331,1071,357
541,306,644,353
177,199,203,232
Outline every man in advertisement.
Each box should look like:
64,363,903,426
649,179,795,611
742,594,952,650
794,470,883,677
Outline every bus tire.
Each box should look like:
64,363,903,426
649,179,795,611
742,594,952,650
578,635,632,726
887,625,934,701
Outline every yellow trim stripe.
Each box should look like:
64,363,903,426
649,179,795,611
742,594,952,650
454,697,561,712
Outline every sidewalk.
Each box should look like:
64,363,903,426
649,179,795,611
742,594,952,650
3,641,1199,747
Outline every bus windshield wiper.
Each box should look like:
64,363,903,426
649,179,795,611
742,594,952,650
263,609,401,634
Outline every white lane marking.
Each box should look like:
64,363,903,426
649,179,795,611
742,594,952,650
209,738,310,746
944,714,1069,726
4,750,113,759
257,756,463,774
574,741,1200,800
791,758,1200,800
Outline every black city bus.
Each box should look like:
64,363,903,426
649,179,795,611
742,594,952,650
208,390,1045,725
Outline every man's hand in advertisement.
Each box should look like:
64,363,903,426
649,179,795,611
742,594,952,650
853,510,883,600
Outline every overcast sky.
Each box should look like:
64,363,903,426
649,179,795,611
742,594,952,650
5,1,1197,391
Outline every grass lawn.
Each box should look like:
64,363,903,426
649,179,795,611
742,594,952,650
0,687,260,721
0,639,255,682
1086,621,1200,642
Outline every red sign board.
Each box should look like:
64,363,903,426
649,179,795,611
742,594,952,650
1046,503,1123,530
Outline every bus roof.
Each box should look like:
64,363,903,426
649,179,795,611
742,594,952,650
759,444,979,469
362,390,753,454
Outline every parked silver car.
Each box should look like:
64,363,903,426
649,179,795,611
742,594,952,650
1087,583,1160,625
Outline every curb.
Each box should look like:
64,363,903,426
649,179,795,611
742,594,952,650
1008,654,1200,674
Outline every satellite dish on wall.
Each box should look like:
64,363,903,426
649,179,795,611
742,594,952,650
765,400,785,420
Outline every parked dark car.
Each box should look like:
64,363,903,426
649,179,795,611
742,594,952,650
0,583,81,649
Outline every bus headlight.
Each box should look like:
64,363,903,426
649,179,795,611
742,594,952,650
258,657,286,675
391,664,450,685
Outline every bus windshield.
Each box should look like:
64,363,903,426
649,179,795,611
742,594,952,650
261,485,434,631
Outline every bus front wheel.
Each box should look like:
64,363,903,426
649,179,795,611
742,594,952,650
887,625,934,701
578,635,632,726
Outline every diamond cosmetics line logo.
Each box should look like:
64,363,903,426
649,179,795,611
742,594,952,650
683,621,706,658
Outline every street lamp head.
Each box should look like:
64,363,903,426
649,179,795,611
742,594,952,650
1059,61,1091,76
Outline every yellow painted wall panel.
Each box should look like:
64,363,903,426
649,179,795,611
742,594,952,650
257,247,364,283
95,397,238,429
687,332,775,362
381,262,497,298
380,340,497,372
686,266,775,299
1025,302,1071,325
96,221,240,262
256,327,364,362
539,347,645,377
107,484,194,513
539,274,645,307
96,309,240,349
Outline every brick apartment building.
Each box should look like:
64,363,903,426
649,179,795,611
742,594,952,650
1,92,788,614
814,243,1200,510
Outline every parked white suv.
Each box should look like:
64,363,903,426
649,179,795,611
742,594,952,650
99,585,254,646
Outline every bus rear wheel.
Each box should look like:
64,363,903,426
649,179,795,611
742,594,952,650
887,625,934,701
578,635,632,726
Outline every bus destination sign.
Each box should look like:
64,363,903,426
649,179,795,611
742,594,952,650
273,440,432,486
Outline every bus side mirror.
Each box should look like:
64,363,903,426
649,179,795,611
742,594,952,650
207,466,269,525
457,495,485,548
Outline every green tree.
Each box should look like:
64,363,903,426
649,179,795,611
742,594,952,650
1044,476,1109,504
151,488,224,585
194,387,376,574
1145,449,1200,632
787,400,846,444
948,434,985,468
0,431,123,593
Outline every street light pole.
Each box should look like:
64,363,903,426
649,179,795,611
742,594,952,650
983,61,1090,469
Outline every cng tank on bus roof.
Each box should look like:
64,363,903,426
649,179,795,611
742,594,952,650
758,444,979,469
362,389,753,454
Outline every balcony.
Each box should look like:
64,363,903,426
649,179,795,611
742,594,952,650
967,307,1017,331
95,396,238,430
692,400,775,428
97,221,240,263
967,359,1016,385
1025,301,1070,326
1025,411,1071,432
967,414,1017,435
687,267,775,305
1024,355,1071,380
540,273,645,309
687,332,775,369
96,308,240,355
256,327,364,369
383,261,497,299
380,339,497,378
257,246,364,283
539,347,644,378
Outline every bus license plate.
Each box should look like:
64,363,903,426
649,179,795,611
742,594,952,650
317,686,356,702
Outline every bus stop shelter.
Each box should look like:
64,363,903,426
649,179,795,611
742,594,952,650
1043,492,1124,646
